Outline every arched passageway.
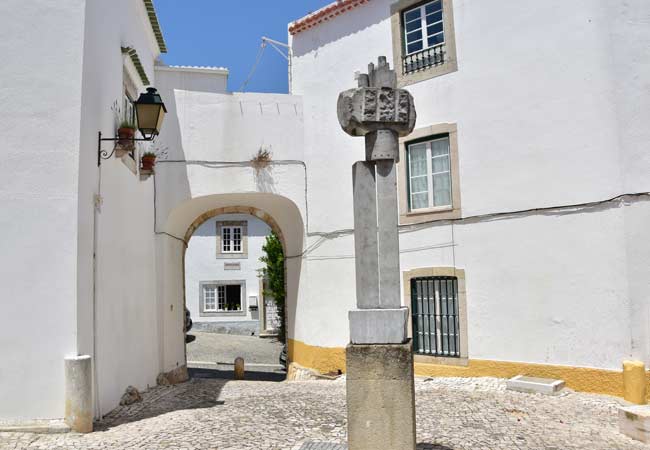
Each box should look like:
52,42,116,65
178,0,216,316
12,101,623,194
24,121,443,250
155,193,305,381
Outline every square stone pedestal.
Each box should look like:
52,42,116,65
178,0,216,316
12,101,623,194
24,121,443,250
346,341,416,450
620,405,650,443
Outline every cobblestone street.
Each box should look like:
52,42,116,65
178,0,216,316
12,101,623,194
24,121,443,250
0,377,644,450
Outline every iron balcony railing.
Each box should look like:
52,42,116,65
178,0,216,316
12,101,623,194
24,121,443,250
402,43,446,75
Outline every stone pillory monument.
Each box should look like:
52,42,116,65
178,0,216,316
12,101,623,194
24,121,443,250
338,56,417,450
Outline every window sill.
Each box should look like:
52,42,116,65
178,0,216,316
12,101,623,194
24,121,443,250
215,254,248,260
199,310,246,318
414,354,468,367
406,205,453,216
397,60,458,88
400,206,461,225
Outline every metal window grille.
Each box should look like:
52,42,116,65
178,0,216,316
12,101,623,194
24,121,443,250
411,276,460,357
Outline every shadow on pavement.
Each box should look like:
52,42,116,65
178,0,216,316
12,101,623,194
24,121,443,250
189,367,286,382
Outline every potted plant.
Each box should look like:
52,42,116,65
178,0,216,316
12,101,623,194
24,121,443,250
141,151,156,171
117,119,136,147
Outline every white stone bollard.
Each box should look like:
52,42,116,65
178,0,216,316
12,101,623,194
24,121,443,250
64,355,93,433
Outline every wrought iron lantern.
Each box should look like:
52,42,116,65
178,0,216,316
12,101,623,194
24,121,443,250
134,87,167,139
98,87,167,166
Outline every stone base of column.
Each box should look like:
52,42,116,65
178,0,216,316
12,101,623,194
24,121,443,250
346,341,416,450
64,355,93,433
349,307,409,344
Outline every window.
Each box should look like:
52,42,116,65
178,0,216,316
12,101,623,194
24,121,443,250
398,123,460,225
407,135,451,211
216,221,248,258
221,226,243,253
201,282,245,315
391,0,457,86
403,0,444,55
411,276,460,357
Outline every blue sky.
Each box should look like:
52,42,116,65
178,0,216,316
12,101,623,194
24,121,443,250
155,1,331,93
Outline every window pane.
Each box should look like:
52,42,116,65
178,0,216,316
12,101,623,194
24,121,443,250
426,10,443,25
428,33,445,46
427,22,444,37
432,154,450,173
410,175,428,193
404,8,421,23
406,29,422,44
408,144,428,176
433,172,451,206
425,0,442,14
407,41,423,54
405,19,422,33
411,192,429,210
431,138,450,157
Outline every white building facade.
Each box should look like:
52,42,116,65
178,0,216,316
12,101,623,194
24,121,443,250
184,213,274,336
0,0,649,429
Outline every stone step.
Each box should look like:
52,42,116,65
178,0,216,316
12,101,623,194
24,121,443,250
619,405,650,443
0,420,70,434
506,375,565,395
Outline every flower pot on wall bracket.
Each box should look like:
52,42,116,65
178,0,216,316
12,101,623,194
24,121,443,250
141,154,156,171
117,127,136,147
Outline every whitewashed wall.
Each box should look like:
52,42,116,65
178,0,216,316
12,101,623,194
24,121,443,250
154,67,307,377
77,0,164,417
290,0,650,369
0,0,86,421
185,214,271,324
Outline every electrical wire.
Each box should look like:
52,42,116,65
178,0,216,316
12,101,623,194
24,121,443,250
239,41,267,92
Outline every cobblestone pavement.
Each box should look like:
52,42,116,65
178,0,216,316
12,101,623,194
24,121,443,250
187,332,283,369
0,377,645,450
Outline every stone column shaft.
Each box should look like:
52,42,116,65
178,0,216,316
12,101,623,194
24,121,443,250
376,158,401,309
352,161,379,309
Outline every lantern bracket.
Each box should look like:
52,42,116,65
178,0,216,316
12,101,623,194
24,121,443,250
97,131,156,166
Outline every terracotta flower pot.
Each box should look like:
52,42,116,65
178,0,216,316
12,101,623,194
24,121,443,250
117,127,136,147
141,154,156,171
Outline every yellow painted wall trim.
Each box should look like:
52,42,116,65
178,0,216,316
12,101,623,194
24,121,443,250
288,338,650,399
288,339,346,374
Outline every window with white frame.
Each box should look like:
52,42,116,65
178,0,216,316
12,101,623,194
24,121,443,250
221,226,243,253
202,283,243,312
403,0,444,55
407,135,451,210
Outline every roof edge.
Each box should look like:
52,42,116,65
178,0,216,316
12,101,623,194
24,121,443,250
122,47,151,86
156,65,230,75
143,0,167,53
289,0,370,35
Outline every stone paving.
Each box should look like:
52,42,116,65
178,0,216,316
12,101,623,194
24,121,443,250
187,332,283,370
0,377,645,450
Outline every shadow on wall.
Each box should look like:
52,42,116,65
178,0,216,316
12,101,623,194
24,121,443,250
291,0,391,57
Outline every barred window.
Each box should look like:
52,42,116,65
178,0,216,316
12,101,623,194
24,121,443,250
411,276,460,357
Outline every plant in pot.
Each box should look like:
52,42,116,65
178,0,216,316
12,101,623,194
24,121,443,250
141,151,157,171
117,119,136,147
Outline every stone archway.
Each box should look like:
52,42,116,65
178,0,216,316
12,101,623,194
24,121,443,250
155,193,305,383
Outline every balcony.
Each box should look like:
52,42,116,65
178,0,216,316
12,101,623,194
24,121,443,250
402,43,446,75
